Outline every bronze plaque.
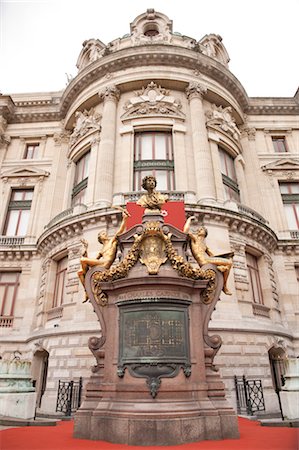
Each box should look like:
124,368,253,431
118,300,190,365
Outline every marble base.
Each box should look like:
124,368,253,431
281,391,299,420
74,410,239,445
0,392,37,419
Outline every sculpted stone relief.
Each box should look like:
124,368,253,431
206,104,240,140
122,81,184,120
70,107,102,146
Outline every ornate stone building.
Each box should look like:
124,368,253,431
0,10,298,415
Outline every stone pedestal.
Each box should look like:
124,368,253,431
281,358,299,420
0,360,36,419
74,216,239,445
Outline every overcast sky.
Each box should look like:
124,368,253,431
0,0,298,97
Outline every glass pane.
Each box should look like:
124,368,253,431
12,191,24,201
72,186,87,206
155,171,167,190
272,138,287,153
5,210,19,235
24,190,33,200
17,210,30,236
251,270,262,304
0,273,18,283
284,204,299,229
154,134,167,159
3,286,14,315
140,134,152,160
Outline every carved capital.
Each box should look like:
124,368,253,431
185,82,207,100
240,126,256,141
99,85,120,103
53,130,71,145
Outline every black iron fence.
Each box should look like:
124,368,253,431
56,377,83,416
234,375,265,415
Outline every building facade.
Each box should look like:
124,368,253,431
0,10,298,415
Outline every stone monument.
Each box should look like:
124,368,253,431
281,358,299,420
0,356,36,419
74,176,239,445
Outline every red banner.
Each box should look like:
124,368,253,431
126,202,186,231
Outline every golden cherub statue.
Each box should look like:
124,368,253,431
78,209,130,298
183,216,233,295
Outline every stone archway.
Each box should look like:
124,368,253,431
268,345,287,392
31,349,49,409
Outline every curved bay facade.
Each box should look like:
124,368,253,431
0,10,298,414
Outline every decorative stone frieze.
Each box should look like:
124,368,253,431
121,81,184,121
264,254,279,303
0,115,10,147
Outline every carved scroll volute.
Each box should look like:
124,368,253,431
85,266,107,371
200,264,224,371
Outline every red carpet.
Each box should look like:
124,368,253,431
0,418,298,450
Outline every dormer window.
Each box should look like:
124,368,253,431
143,24,159,37
144,29,159,37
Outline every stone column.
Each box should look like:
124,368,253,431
240,127,263,213
94,85,120,207
86,133,101,206
208,136,224,203
235,154,249,206
186,82,216,204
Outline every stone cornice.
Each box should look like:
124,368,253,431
2,46,299,123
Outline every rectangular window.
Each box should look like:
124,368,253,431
272,137,288,153
279,182,299,229
246,253,263,305
72,151,90,206
24,143,39,159
134,131,174,191
3,189,33,236
219,147,240,202
0,272,20,327
52,257,68,308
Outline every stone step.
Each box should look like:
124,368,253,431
0,416,58,427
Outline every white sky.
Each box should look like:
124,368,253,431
0,0,298,97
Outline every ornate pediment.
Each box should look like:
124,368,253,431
198,34,230,67
76,38,108,71
130,9,172,46
1,166,50,179
121,82,185,121
261,158,299,172
206,104,240,140
70,107,102,146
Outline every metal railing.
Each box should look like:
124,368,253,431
234,375,266,415
56,377,82,416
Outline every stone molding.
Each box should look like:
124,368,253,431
2,47,299,124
